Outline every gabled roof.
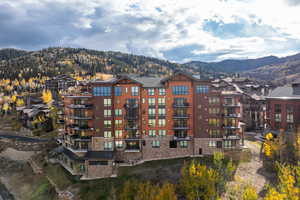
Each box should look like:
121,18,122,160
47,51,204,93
130,77,164,88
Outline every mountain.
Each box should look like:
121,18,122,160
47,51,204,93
184,55,285,73
243,55,300,85
0,47,190,79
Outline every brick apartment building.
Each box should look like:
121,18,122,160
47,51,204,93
266,83,300,133
57,72,245,179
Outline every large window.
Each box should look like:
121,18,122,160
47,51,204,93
93,87,111,96
158,98,165,105
104,142,113,150
196,85,209,94
209,129,221,138
115,130,122,138
104,120,112,128
148,119,156,127
115,87,122,96
208,141,216,147
208,118,220,126
104,99,112,107
158,130,166,136
148,108,156,116
115,141,123,148
148,98,156,106
159,88,166,96
275,104,281,113
131,86,139,96
115,109,122,116
115,120,122,128
209,108,220,114
158,119,166,127
172,86,188,95
209,97,220,104
148,88,155,96
104,131,112,138
152,141,160,148
275,113,281,122
179,141,188,148
149,130,156,137
287,114,294,123
104,109,111,117
158,108,166,116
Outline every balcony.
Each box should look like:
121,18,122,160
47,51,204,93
173,125,189,130
158,104,166,108
173,114,189,119
68,104,93,109
223,135,240,140
173,135,192,140
69,115,92,120
173,102,189,108
125,126,139,130
124,103,139,109
224,113,240,118
223,125,239,129
67,124,93,131
125,134,141,140
223,103,241,107
124,115,139,120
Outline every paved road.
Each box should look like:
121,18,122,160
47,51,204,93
0,134,50,143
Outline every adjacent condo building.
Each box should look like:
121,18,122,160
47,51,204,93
57,72,245,179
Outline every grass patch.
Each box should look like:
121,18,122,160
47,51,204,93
44,163,73,190
30,177,56,200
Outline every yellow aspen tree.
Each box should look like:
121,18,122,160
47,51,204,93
155,182,177,200
16,99,25,107
242,185,258,200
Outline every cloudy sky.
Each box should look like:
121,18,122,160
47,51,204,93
1,0,300,63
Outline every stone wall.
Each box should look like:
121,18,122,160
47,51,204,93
85,160,114,178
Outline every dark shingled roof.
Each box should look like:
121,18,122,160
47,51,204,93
84,151,114,160
267,85,300,99
61,147,85,162
130,77,164,88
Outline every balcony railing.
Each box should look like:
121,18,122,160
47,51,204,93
173,135,192,140
67,124,93,130
223,125,239,129
125,126,139,130
173,114,189,119
158,104,166,108
68,104,93,109
223,103,241,107
69,115,92,120
124,103,139,108
124,115,139,120
223,135,240,140
173,125,189,130
148,104,156,108
173,102,189,108
224,113,240,118
125,134,141,140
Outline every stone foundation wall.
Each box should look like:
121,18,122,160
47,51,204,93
193,138,223,155
141,136,193,160
85,160,114,178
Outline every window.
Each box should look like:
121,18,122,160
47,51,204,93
89,161,108,165
148,119,156,127
208,141,216,147
224,140,233,149
275,113,281,122
115,120,122,128
158,98,165,105
104,131,112,138
158,119,166,127
169,141,177,148
179,141,188,148
209,108,220,114
172,86,188,95
224,98,234,105
104,109,111,117
224,118,236,127
208,118,220,126
287,114,294,123
104,142,113,150
93,87,111,96
159,88,166,95
115,87,122,96
149,130,156,137
287,123,294,131
104,99,112,107
196,85,209,94
152,140,160,148
115,109,122,116
148,108,156,116
158,108,166,116
148,88,155,96
209,97,220,104
287,105,294,113
104,120,112,128
148,98,156,106
115,141,123,148
209,129,221,138
115,130,122,138
131,86,139,96
158,130,166,136
275,104,281,113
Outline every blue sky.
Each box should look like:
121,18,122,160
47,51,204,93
1,0,300,63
